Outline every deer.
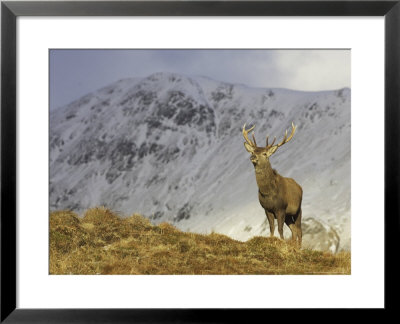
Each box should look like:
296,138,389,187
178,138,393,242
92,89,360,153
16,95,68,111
242,122,303,246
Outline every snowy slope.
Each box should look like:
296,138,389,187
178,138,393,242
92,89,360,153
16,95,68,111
50,72,351,251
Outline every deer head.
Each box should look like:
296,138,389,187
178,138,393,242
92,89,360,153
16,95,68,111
243,122,297,167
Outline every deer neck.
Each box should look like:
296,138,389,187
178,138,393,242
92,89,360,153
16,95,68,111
254,160,277,195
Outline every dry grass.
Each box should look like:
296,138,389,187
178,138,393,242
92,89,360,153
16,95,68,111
50,207,351,275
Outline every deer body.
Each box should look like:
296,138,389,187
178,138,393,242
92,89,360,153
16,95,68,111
243,123,303,246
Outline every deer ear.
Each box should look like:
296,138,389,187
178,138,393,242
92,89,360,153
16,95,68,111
244,142,255,153
267,146,278,156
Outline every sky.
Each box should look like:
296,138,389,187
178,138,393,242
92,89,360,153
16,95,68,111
50,49,350,111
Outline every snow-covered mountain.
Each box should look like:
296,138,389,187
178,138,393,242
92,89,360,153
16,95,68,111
50,72,351,252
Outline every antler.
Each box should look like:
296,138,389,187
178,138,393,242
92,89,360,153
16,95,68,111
244,122,297,150
276,122,297,148
242,124,256,147
266,135,276,148
252,132,257,147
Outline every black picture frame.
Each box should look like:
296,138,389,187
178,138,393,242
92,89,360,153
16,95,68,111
1,0,399,322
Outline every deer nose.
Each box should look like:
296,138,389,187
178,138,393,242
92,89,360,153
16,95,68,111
250,155,257,162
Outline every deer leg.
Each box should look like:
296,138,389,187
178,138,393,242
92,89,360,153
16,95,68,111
295,209,302,247
285,215,297,242
266,211,275,237
277,211,285,240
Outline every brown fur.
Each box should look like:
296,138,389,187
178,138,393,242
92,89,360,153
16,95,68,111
243,124,303,246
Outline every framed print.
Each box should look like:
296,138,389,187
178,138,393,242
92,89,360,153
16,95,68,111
1,0,399,322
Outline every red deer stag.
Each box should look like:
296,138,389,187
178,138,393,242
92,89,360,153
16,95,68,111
243,122,303,246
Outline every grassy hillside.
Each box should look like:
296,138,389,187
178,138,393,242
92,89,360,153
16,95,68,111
50,207,350,275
